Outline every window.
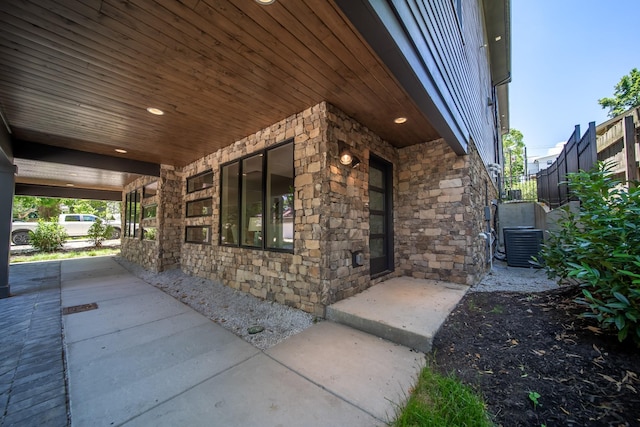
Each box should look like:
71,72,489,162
186,198,212,218
82,215,96,222
369,155,394,276
142,204,157,219
125,190,141,238
187,170,213,193
220,140,294,251
66,215,81,222
142,227,157,241
143,181,158,198
266,142,294,250
221,162,239,245
242,154,263,247
186,226,210,244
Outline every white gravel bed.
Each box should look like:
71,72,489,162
114,257,315,350
471,259,559,293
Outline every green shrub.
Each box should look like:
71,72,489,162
29,221,68,252
540,162,640,345
87,218,114,247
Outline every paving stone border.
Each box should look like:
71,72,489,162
1,262,69,426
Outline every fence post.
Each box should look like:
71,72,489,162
624,115,639,185
585,122,596,171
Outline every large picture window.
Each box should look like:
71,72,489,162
242,154,263,247
266,142,294,250
220,140,294,251
124,190,141,238
221,162,239,245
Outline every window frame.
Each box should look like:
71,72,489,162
142,227,157,241
219,139,294,253
124,189,141,238
185,225,211,244
186,170,214,194
185,197,213,218
142,204,157,220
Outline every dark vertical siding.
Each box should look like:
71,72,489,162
391,0,496,165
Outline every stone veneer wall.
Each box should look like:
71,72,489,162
159,165,184,271
121,166,184,273
322,105,400,303
177,104,327,316
121,101,497,315
396,137,496,285
121,175,162,272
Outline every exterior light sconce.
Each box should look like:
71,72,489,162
338,141,360,167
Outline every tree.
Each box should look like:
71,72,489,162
12,196,39,220
598,68,640,118
502,128,526,180
36,198,61,220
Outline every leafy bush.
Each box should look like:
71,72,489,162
540,162,640,345
87,218,114,247
29,221,68,252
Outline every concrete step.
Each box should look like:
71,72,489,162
326,277,467,352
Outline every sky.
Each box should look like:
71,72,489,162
510,0,639,159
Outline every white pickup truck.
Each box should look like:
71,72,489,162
11,213,121,245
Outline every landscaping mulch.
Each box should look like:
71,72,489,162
433,286,640,427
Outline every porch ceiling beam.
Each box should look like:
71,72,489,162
12,140,160,177
14,183,122,201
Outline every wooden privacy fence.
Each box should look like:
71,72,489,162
536,122,597,208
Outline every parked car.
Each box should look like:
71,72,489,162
11,214,121,245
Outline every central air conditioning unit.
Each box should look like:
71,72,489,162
503,228,543,268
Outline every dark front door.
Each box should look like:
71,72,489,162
369,155,394,276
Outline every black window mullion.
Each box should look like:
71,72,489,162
237,160,244,246
260,149,267,250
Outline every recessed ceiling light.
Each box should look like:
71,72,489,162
146,107,164,115
70,173,78,176
66,183,75,187
115,148,127,153
394,117,408,124
255,0,275,4
495,35,502,42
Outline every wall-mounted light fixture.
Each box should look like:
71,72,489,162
338,141,360,168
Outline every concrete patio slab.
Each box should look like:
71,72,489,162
124,353,381,427
326,276,468,352
66,311,211,362
67,321,259,426
266,321,423,423
62,288,193,344
62,278,154,307
60,258,431,427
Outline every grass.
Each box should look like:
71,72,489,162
10,247,120,263
393,360,493,427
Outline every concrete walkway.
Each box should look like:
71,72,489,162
59,257,424,426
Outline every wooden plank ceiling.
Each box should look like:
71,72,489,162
0,0,440,192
